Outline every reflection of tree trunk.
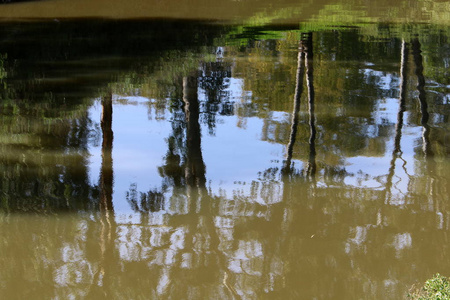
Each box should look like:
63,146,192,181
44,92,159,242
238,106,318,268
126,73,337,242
282,37,306,174
88,212,117,298
412,38,432,158
385,40,408,202
183,73,206,214
100,93,114,212
90,93,116,298
412,38,436,212
169,73,234,297
304,32,317,179
200,194,238,298
395,40,408,154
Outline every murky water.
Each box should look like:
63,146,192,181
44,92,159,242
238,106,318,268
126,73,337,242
0,2,449,299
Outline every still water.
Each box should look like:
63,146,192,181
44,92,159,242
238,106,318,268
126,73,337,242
0,2,449,299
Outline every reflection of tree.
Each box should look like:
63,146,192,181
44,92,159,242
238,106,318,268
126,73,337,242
120,62,236,297
183,73,207,190
282,36,305,174
126,56,232,214
410,37,440,224
199,57,233,135
282,32,317,178
89,92,118,298
159,136,185,187
0,101,95,212
385,40,408,203
87,212,118,299
99,93,114,212
0,19,226,214
412,38,433,159
127,184,166,213
147,68,236,298
304,32,317,179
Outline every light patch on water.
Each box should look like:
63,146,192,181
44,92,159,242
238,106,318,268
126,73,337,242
88,99,174,213
157,269,170,296
170,228,186,250
113,95,156,104
350,226,368,246
372,97,401,125
392,232,412,251
362,69,397,91
203,115,284,204
268,111,291,123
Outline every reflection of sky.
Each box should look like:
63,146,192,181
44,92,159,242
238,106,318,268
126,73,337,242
199,77,245,102
362,68,397,91
371,97,401,125
88,65,440,213
89,96,285,213
89,97,173,213
88,72,290,213
203,115,283,202
345,96,417,190
344,69,426,201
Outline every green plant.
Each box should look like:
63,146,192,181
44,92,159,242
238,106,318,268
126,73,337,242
408,274,450,300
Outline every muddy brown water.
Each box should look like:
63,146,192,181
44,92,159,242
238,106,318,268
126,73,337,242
0,1,449,299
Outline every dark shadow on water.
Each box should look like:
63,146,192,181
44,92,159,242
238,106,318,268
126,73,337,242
0,0,43,4
0,19,229,103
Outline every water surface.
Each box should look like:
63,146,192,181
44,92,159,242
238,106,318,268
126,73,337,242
0,6,449,300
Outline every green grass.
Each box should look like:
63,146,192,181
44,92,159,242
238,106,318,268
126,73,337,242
408,274,450,300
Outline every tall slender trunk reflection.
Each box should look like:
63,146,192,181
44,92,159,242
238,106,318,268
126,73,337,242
183,73,206,190
89,211,117,298
304,32,317,179
278,35,311,276
89,92,117,298
180,71,234,298
412,37,436,213
385,40,408,202
412,38,432,158
100,92,114,212
282,36,306,175
183,72,206,215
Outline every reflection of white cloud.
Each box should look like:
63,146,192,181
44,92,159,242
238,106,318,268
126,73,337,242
344,119,422,197
345,226,369,254
362,69,397,91
443,93,449,105
350,226,367,246
268,111,290,123
55,248,94,294
165,249,176,265
55,265,70,287
392,233,412,253
437,212,444,230
117,224,174,262
203,115,284,204
229,240,264,276
170,228,186,250
113,95,154,105
157,269,170,296
62,244,83,263
384,279,397,287
215,216,234,229
372,97,401,125
88,100,173,213
229,259,243,274
181,252,192,269
344,157,388,188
